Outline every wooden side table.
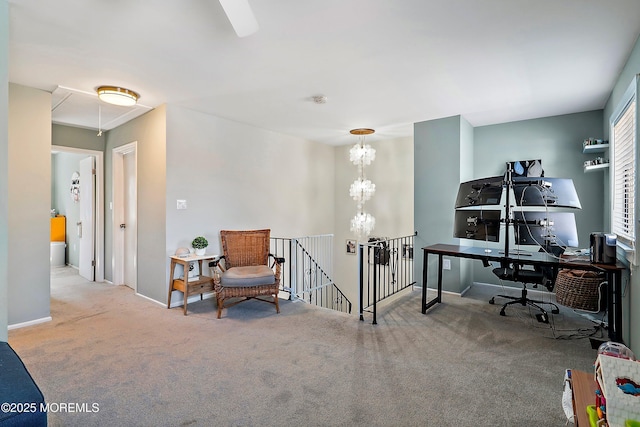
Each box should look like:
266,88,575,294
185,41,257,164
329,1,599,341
168,254,217,315
570,369,596,427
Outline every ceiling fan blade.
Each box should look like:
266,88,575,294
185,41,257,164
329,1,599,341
218,0,259,37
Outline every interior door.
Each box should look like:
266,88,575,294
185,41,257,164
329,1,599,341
123,151,137,289
113,142,137,290
78,156,95,281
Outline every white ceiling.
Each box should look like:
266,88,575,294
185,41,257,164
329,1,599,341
8,0,640,145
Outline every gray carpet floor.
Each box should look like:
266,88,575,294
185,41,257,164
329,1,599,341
7,266,604,426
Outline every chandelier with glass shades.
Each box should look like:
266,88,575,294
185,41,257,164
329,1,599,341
349,128,376,238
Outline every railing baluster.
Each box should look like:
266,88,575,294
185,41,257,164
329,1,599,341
358,233,417,323
273,234,352,315
272,233,412,321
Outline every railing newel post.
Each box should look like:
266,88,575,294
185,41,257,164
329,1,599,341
372,248,378,325
358,243,364,321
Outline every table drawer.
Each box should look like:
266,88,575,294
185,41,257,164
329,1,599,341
187,279,213,295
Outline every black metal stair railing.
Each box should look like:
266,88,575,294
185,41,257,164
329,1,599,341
270,235,352,314
358,233,417,324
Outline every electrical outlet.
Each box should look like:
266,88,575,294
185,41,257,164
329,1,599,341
443,259,451,270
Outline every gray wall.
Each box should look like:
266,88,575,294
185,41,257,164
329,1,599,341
8,83,52,325
105,105,167,301
414,111,604,292
52,125,105,152
414,115,474,293
1,0,8,340
473,110,605,284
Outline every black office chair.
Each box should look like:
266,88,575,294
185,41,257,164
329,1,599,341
489,263,559,322
489,246,563,323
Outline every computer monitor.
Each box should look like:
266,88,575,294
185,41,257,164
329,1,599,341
453,209,502,242
512,211,579,248
507,159,543,177
454,176,504,208
511,177,582,209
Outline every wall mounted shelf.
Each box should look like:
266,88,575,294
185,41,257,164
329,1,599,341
584,163,609,173
583,140,609,172
583,143,609,154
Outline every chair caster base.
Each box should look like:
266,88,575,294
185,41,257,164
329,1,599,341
536,313,549,323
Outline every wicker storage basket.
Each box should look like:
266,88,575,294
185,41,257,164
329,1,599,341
555,269,606,311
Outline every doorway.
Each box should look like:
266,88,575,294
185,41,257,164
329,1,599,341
112,141,138,291
50,145,104,283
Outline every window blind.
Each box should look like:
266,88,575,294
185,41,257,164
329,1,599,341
612,98,636,247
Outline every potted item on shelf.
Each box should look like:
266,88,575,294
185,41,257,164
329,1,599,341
191,236,208,256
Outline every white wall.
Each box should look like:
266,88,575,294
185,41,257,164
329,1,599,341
8,83,52,326
333,135,414,304
165,105,336,261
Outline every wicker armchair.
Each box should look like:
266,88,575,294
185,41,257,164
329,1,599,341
210,229,284,319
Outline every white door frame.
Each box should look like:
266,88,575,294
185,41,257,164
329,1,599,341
112,141,137,290
51,145,105,282
78,156,95,281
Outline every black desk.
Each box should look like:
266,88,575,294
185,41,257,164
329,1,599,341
421,244,626,342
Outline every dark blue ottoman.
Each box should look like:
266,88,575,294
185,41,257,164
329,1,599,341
0,342,46,426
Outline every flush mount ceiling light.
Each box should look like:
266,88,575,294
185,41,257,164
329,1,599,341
96,86,139,107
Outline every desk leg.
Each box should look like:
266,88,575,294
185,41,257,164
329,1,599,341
608,271,623,343
421,250,428,313
167,260,176,309
437,254,443,304
422,251,443,313
615,271,623,343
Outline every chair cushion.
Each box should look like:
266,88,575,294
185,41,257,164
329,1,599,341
221,265,275,288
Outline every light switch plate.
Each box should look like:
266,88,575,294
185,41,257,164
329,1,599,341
177,200,187,210
443,259,451,270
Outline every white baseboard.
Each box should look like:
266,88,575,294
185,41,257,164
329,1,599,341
136,292,168,307
414,282,554,299
413,285,466,297
458,284,472,297
118,287,216,309
472,281,556,300
9,316,52,330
